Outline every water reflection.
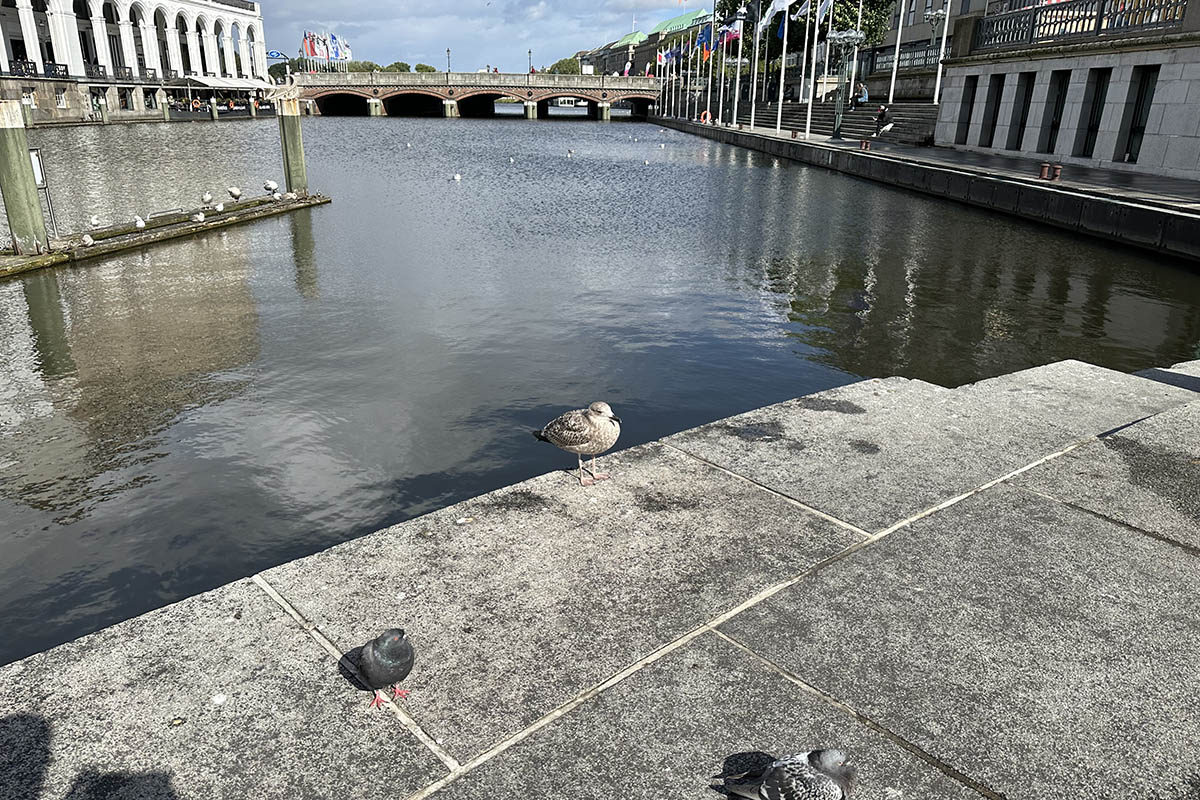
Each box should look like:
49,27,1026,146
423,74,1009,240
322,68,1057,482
0,116,1198,665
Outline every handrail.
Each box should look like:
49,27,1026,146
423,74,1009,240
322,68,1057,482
975,0,1188,49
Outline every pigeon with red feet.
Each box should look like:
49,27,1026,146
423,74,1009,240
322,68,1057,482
359,628,414,709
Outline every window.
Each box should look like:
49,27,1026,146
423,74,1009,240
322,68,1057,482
955,74,978,144
978,73,1006,148
22,87,37,108
1073,67,1111,157
55,88,66,108
143,89,156,110
960,0,971,12
108,34,122,66
1006,71,1035,150
1114,64,1159,164
1037,69,1071,154
908,0,918,27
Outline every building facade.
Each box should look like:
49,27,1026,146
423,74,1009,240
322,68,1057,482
935,0,1200,178
0,0,269,122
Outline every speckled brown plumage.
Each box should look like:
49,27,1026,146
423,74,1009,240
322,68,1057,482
532,401,622,486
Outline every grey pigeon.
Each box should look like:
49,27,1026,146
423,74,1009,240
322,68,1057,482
715,749,857,799
532,401,621,486
359,628,414,709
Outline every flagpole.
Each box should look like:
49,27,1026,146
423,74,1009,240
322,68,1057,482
805,1,819,136
761,10,771,103
889,0,907,103
799,6,809,102
706,2,716,122
733,11,746,127
849,0,864,92
774,5,788,133
749,0,762,128
823,1,834,92
717,30,728,124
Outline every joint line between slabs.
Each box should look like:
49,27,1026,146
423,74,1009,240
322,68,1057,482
1019,486,1200,558
250,574,461,772
710,630,1009,800
661,441,870,539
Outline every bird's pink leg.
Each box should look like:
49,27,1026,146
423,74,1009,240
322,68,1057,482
392,686,410,700
578,454,594,486
588,454,610,481
368,690,387,709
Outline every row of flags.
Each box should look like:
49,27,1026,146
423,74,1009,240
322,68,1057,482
759,0,835,37
656,18,743,67
299,30,353,61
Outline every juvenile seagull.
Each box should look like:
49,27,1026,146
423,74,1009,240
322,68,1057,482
228,186,242,200
533,402,621,486
359,628,415,709
716,749,857,799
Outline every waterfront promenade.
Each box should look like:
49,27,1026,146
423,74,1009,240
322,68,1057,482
2,357,1197,799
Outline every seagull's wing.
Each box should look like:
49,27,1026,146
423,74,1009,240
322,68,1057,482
759,755,844,800
540,410,592,449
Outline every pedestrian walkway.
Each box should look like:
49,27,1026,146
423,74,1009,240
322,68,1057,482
1,358,1198,799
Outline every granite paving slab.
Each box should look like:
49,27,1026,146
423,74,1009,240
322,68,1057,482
1134,366,1200,393
0,580,446,800
432,632,979,800
1014,400,1200,550
720,484,1200,798
259,442,859,761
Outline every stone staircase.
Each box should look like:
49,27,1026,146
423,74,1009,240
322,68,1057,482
733,101,938,145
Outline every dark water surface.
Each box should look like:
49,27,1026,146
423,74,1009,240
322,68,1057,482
1,113,1199,665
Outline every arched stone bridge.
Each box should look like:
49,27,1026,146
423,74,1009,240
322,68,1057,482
293,72,660,119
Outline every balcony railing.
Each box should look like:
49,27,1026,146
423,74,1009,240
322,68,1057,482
866,43,943,75
212,0,256,9
976,0,1188,49
164,68,179,79
43,62,69,79
115,65,134,80
85,63,107,79
11,60,39,77
143,67,158,81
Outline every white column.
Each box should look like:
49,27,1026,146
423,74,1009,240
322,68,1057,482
185,29,201,74
0,20,9,72
16,0,42,72
118,19,138,76
237,36,251,77
90,16,113,73
139,20,160,76
254,39,266,78
220,34,235,77
201,30,219,75
166,27,183,74
47,7,86,75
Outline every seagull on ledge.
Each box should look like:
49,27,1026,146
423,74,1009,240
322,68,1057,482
201,191,213,206
533,402,621,486
228,186,242,200
264,179,279,193
191,211,205,223
133,215,145,229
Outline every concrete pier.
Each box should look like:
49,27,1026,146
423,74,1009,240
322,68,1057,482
523,101,537,120
442,99,459,118
0,100,48,255
277,97,308,196
1,357,1197,799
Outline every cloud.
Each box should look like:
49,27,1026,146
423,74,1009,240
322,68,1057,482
263,1,698,69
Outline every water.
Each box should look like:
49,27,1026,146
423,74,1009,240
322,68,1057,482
1,111,1198,666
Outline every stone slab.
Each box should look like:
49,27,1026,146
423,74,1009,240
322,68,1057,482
433,632,979,800
720,485,1200,798
259,442,859,760
0,580,446,800
1134,366,1200,393
1014,401,1200,550
665,364,1193,532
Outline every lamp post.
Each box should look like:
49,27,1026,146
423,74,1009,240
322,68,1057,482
732,6,747,127
829,29,865,140
528,48,532,72
446,48,451,72
924,6,949,104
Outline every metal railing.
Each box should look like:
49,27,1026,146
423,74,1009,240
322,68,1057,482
164,68,179,80
44,62,69,79
212,0,256,9
11,60,39,77
115,65,134,79
143,67,158,81
85,63,107,79
868,44,943,74
976,0,1188,49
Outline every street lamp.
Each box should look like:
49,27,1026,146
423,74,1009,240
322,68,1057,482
528,49,532,72
732,6,747,127
446,48,451,72
828,29,866,140
924,6,950,104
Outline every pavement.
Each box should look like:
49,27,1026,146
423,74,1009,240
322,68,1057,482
2,358,1199,800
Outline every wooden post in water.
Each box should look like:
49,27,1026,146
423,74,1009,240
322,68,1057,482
0,100,48,255
277,97,308,195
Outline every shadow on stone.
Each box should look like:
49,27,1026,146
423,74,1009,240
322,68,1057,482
62,768,181,800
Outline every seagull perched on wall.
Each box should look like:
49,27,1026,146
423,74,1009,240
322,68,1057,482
227,186,242,201
264,179,279,193
358,628,415,710
715,750,858,799
133,215,145,229
88,215,101,229
80,233,95,247
533,402,621,486
271,192,282,202
191,211,205,223
282,192,296,201
201,191,213,207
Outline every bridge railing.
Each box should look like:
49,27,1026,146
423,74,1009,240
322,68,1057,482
292,71,658,91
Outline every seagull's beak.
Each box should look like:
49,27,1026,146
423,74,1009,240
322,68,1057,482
611,415,622,424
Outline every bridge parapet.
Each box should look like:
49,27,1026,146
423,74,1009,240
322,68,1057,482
293,72,658,92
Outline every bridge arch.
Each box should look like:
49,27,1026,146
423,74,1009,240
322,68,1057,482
380,89,443,117
312,90,371,116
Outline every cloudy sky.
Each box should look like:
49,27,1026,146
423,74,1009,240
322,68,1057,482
264,1,705,71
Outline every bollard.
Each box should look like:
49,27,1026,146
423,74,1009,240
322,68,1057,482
0,100,49,255
210,96,219,121
1051,164,1063,182
248,98,257,118
162,102,171,122
1039,162,1051,180
277,97,308,195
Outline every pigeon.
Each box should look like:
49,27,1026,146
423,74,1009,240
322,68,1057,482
453,173,462,182
81,233,94,247
88,214,101,228
227,186,242,200
201,191,213,206
190,211,205,223
359,628,415,709
214,202,224,212
532,402,621,486
716,750,857,799
133,215,145,229
264,179,279,193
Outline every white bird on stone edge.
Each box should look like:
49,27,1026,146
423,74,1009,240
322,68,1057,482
714,749,858,799
88,214,100,229
80,233,94,247
214,202,224,212
133,215,145,229
264,179,279,194
532,402,621,486
201,190,213,206
191,211,205,223
228,186,242,201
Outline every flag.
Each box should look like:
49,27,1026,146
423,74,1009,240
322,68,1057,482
816,0,833,22
657,49,665,65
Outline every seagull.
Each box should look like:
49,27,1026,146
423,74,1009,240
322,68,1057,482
359,628,415,709
81,233,94,247
271,192,282,201
644,160,649,165
214,202,224,212
228,186,242,200
453,173,462,182
406,142,412,148
715,750,858,799
282,192,296,201
509,157,514,163
190,211,205,223
88,215,100,229
567,152,572,158
633,137,638,141
264,179,279,193
134,215,145,229
201,191,213,206
532,402,621,486
660,143,665,148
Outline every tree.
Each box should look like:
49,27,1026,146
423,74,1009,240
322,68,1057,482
547,56,581,74
344,60,382,72
385,61,412,72
414,63,438,72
